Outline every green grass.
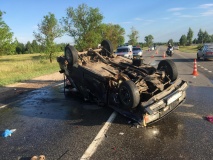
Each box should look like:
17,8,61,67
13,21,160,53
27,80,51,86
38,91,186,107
0,52,63,86
179,45,199,53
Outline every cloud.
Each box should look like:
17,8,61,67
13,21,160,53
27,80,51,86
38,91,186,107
199,4,213,8
134,18,143,21
201,10,213,16
161,17,170,20
178,15,198,18
167,8,185,12
173,12,181,16
121,21,132,24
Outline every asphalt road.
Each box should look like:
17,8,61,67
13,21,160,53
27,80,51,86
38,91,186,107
0,47,213,160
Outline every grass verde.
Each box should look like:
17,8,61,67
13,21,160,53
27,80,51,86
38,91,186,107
0,52,63,86
0,45,199,87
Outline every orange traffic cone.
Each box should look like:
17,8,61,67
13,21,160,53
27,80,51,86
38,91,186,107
156,50,158,54
163,52,166,58
151,55,154,58
192,59,198,76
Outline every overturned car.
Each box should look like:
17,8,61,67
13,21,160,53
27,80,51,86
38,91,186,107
57,40,188,126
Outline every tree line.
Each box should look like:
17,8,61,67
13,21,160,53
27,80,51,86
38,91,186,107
1,4,213,60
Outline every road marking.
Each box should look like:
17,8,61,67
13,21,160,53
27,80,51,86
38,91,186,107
54,82,64,87
0,100,20,109
80,111,117,160
208,71,212,73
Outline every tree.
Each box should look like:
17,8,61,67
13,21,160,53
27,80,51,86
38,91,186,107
16,42,25,54
168,39,174,45
197,29,204,44
31,40,39,53
179,35,187,46
25,41,33,53
144,35,154,47
61,4,103,51
34,12,63,62
203,31,210,43
127,27,139,46
187,27,193,45
0,11,16,55
192,38,197,44
100,23,125,49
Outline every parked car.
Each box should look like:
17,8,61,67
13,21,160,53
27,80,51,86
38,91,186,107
149,46,154,51
57,40,188,126
173,45,179,50
115,45,133,59
197,43,213,61
132,47,143,56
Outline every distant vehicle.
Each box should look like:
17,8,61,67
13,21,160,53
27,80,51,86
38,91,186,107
132,47,143,56
197,43,213,61
173,45,179,50
115,45,133,59
166,46,174,57
149,46,154,51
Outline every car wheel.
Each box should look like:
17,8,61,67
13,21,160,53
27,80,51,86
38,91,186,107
197,53,200,60
202,54,206,61
118,80,140,109
101,40,113,57
157,60,178,82
65,45,78,69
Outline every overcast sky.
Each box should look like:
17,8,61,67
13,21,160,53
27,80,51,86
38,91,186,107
1,0,213,44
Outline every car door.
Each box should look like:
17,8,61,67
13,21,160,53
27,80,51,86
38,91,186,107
198,46,204,57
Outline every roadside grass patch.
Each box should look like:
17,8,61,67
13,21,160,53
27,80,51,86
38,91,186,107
179,45,198,53
0,52,63,86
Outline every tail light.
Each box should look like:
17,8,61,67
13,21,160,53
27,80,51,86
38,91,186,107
206,52,213,55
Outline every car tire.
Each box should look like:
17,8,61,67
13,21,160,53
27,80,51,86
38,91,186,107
203,54,206,61
197,53,200,60
157,60,178,82
118,80,140,109
101,40,113,57
65,45,78,69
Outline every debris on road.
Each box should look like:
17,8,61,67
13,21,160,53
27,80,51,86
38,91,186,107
206,116,213,123
1,129,16,137
30,155,45,160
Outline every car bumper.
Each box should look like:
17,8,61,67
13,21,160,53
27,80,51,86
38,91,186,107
205,55,213,60
142,79,188,126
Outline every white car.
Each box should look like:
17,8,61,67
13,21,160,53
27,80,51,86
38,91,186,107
132,47,143,56
115,45,133,59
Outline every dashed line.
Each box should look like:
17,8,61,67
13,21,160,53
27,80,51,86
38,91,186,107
197,65,213,74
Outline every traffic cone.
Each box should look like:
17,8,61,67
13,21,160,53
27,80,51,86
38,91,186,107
156,50,158,54
192,59,198,76
163,52,166,58
151,54,154,58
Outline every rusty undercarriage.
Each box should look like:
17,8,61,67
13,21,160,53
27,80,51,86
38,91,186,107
57,40,188,126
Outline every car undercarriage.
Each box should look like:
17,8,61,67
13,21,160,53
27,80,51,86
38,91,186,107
57,40,188,126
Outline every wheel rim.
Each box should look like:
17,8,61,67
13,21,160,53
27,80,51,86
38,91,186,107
119,86,131,105
160,65,172,78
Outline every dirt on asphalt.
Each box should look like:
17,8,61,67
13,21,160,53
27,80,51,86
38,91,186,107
0,72,64,106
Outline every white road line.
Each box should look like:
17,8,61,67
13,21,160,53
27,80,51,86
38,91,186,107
80,111,117,160
0,100,20,109
54,82,64,87
208,71,212,73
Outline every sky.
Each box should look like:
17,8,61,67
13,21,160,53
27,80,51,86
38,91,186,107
1,0,213,44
